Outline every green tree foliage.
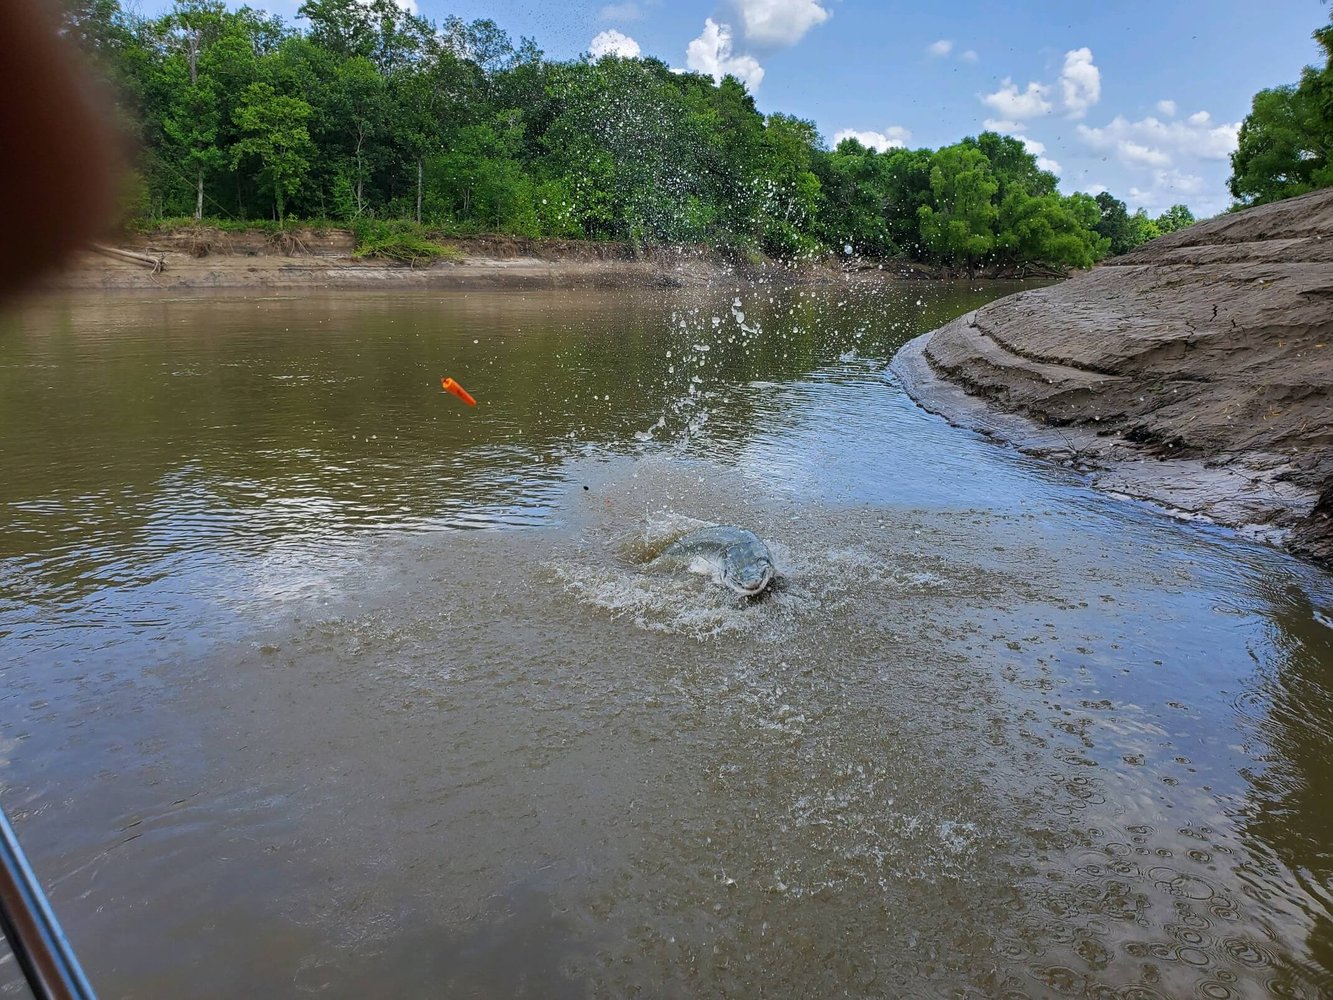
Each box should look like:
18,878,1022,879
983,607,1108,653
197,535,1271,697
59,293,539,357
917,146,999,271
1129,209,1162,246
1154,204,1196,234
73,0,1149,270
1229,18,1333,206
1094,192,1136,255
231,82,314,221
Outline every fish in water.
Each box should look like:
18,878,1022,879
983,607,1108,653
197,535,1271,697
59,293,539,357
653,525,778,598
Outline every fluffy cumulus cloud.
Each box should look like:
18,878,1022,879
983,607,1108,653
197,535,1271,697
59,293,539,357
982,79,1053,121
833,126,912,152
983,118,1025,133
981,48,1100,125
1076,112,1240,168
1156,99,1177,117
1059,47,1100,118
928,39,953,57
729,0,830,49
1076,112,1240,214
589,29,641,59
960,49,979,63
1129,169,1207,212
687,19,765,90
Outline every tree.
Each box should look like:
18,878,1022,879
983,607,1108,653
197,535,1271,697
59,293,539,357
996,191,1108,268
1155,204,1196,234
918,144,998,272
968,131,1056,200
331,57,388,218
393,46,482,222
755,114,823,254
231,82,314,221
1229,19,1333,206
1128,209,1162,245
157,1,229,220
1093,192,1136,255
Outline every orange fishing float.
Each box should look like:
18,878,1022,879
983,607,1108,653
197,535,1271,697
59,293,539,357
441,376,477,406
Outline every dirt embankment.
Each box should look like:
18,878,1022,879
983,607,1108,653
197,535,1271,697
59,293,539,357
48,227,726,291
46,226,938,292
893,186,1333,563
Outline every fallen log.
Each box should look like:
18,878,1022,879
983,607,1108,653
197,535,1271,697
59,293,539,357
90,243,165,273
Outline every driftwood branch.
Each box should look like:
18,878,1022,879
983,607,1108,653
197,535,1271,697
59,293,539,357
90,243,166,273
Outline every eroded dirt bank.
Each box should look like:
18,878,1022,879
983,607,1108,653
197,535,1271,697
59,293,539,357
44,228,930,291
48,230,736,291
44,227,1057,292
892,186,1333,563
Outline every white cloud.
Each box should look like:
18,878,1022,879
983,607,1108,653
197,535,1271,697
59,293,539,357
982,78,1054,120
598,2,645,21
960,49,979,63
729,0,830,49
1121,141,1172,167
928,39,953,57
1084,182,1108,196
589,29,641,59
983,118,1026,133
1129,169,1208,213
1156,99,1177,117
686,19,765,90
833,126,912,152
981,48,1099,123
1077,113,1240,167
1059,47,1100,118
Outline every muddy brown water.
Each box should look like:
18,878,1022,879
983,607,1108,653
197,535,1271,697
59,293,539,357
1,284,1331,998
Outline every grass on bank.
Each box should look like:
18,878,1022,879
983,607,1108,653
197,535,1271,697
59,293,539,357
351,220,463,266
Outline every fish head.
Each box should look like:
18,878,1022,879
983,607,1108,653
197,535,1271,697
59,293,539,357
721,547,776,597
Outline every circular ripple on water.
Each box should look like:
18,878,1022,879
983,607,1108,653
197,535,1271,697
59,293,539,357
1148,865,1219,901
1218,934,1276,970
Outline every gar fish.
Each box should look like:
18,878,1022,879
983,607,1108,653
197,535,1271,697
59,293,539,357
653,525,778,598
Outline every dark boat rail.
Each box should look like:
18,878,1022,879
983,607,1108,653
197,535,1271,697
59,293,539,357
0,808,96,1000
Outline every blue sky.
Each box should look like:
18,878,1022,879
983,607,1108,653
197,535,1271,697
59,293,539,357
140,0,1330,217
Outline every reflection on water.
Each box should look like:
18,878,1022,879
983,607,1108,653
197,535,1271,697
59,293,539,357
0,285,1331,998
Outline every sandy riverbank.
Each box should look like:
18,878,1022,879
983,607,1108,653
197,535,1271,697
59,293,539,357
892,186,1333,564
43,226,1062,292
42,228,920,292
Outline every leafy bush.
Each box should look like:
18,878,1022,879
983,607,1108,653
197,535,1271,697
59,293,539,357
352,220,461,265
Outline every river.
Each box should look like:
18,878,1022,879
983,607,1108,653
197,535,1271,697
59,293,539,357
1,283,1330,998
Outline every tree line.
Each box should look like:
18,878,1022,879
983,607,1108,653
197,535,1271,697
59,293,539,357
64,0,1198,269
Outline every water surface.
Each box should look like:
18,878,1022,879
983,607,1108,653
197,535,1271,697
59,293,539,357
1,283,1331,998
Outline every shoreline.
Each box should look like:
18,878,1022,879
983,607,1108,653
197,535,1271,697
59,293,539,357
888,186,1333,567
41,227,1065,292
890,326,1320,548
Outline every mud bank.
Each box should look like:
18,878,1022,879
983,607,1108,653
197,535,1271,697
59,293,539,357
45,227,1060,293
43,228,920,292
892,186,1333,564
48,231,727,291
